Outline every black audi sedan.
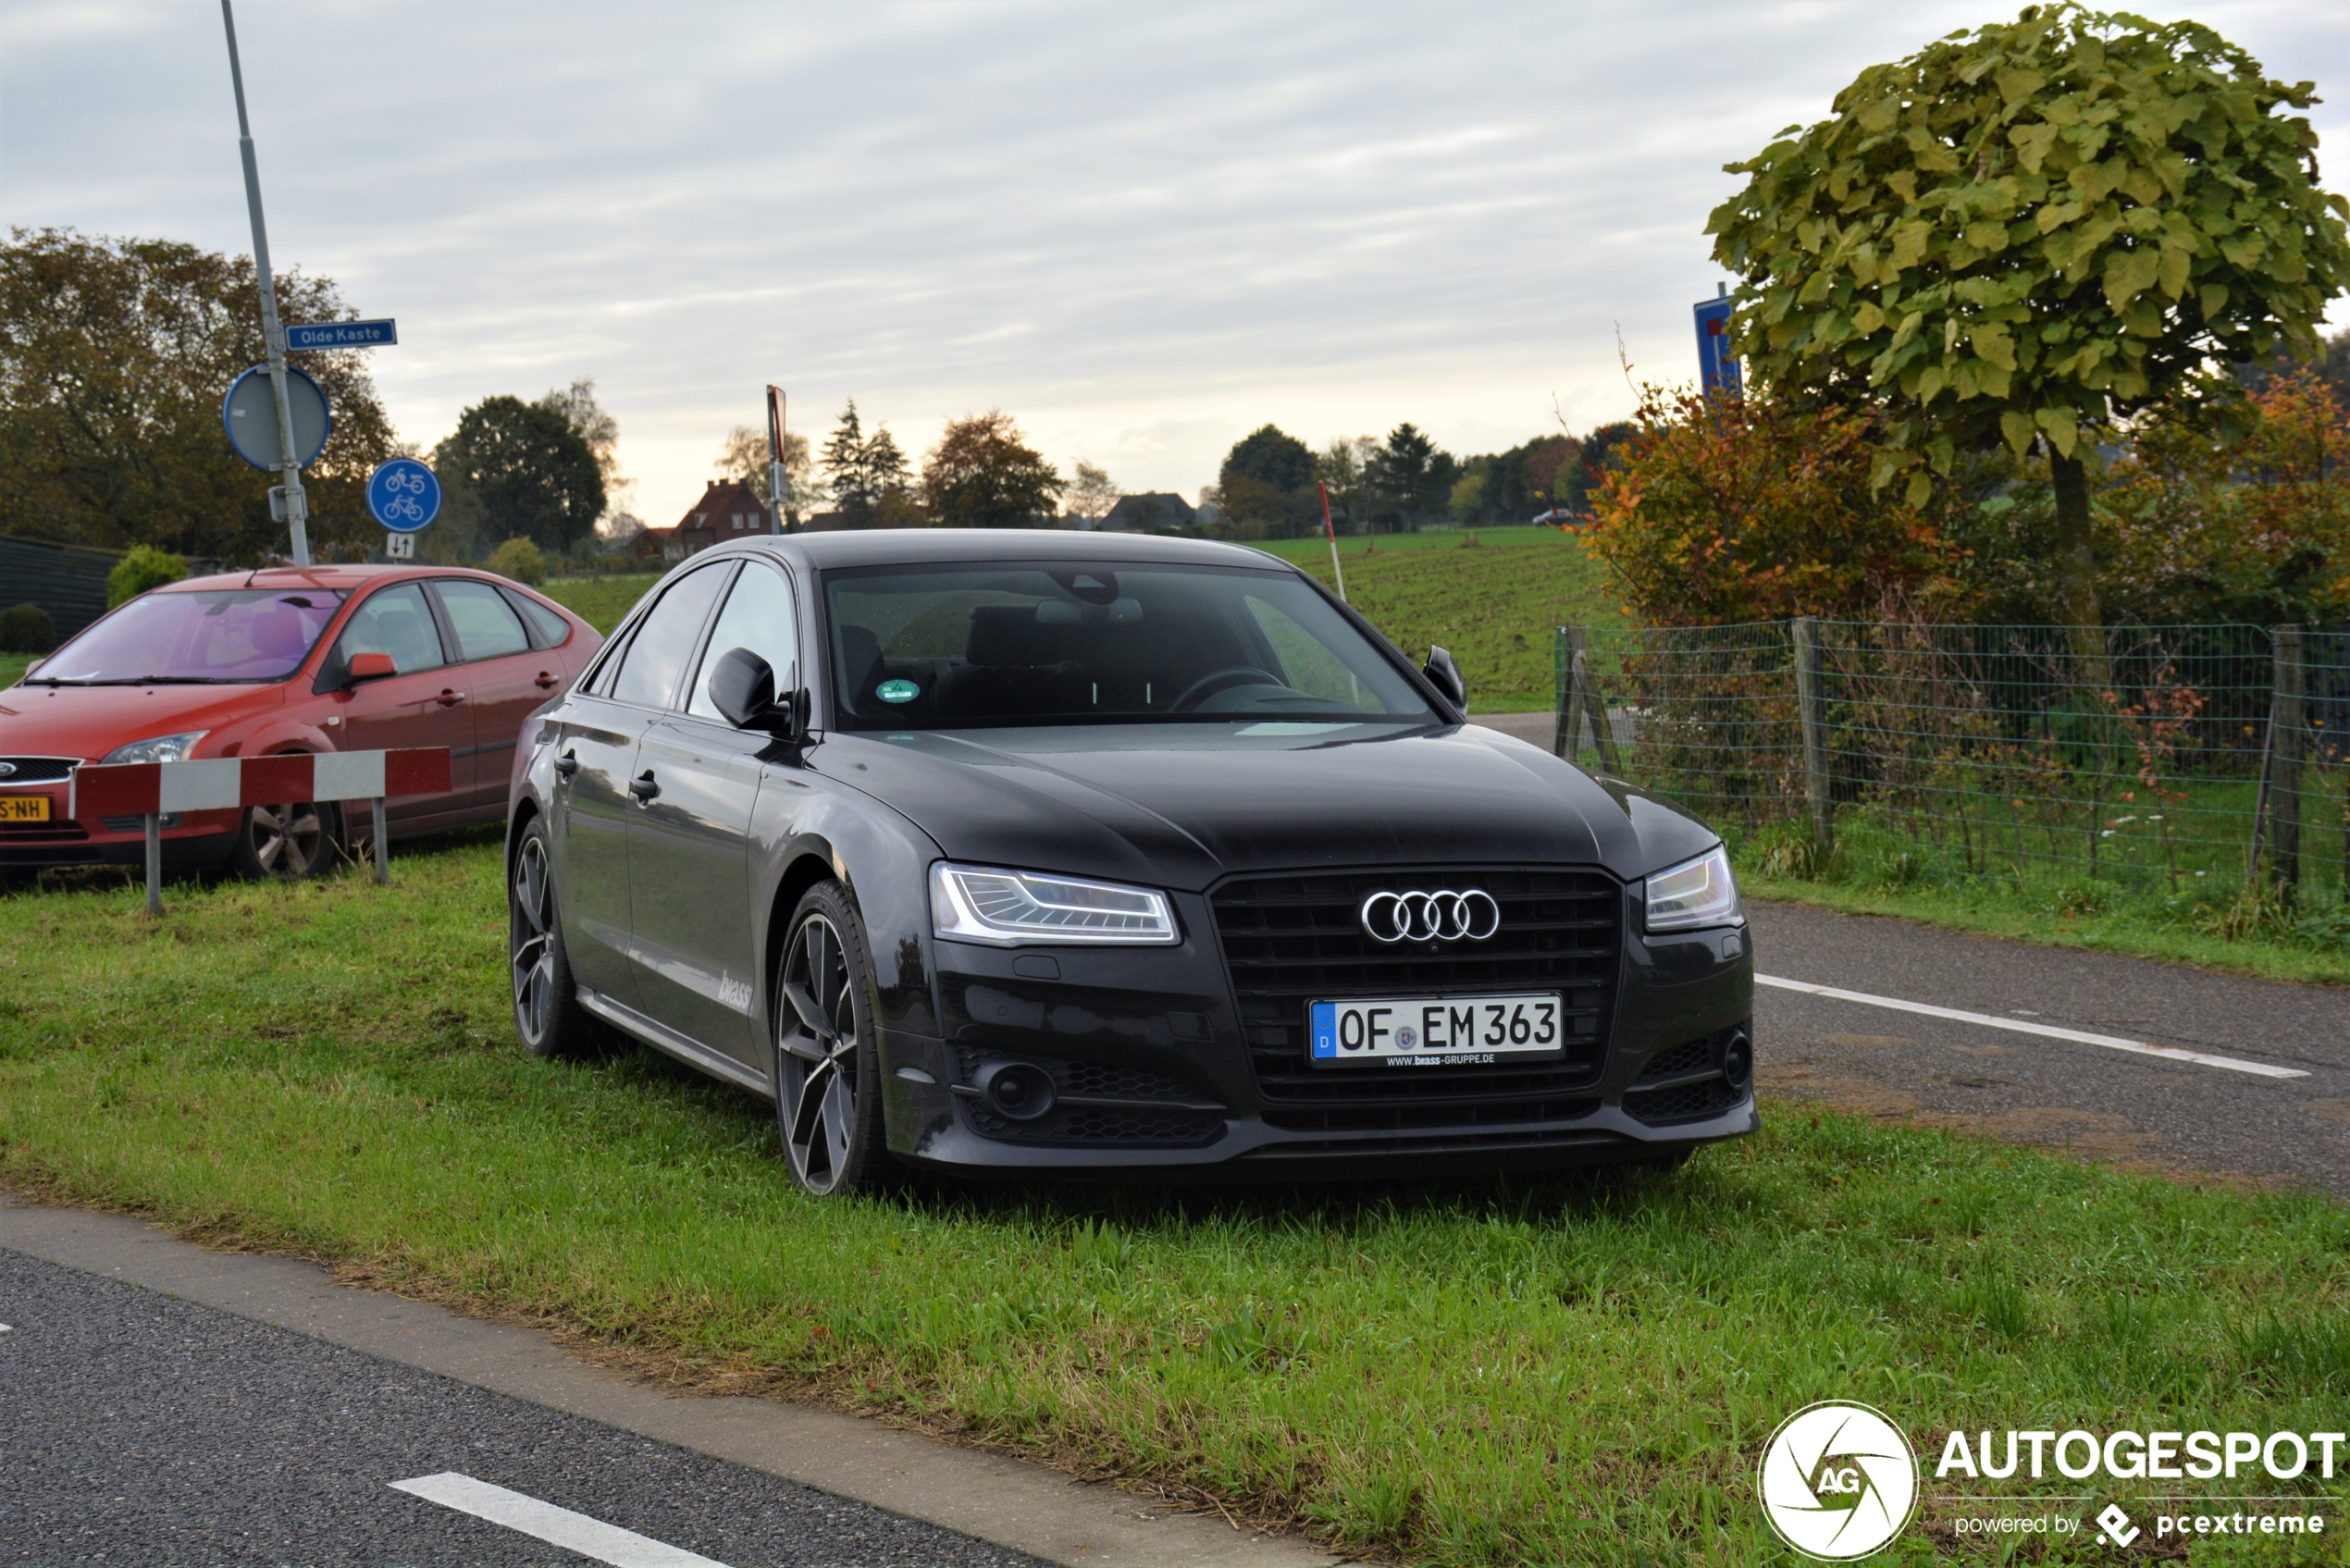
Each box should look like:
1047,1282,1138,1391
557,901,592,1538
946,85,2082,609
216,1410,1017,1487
507,530,1754,1194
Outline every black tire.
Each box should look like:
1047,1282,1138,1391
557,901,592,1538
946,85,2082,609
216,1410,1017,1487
772,881,895,1196
228,797,337,881
509,817,607,1058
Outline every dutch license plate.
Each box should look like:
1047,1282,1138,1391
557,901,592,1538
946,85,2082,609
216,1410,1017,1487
0,795,50,823
1308,993,1564,1068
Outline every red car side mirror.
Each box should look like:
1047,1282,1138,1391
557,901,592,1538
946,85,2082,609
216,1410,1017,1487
345,651,397,685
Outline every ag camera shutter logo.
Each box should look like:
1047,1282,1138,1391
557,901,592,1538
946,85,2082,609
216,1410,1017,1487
1758,1401,1919,1560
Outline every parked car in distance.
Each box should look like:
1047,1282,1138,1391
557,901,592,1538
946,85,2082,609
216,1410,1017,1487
508,530,1754,1193
1,564,599,879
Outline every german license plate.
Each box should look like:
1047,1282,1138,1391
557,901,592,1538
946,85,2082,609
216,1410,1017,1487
1308,993,1564,1068
0,795,50,822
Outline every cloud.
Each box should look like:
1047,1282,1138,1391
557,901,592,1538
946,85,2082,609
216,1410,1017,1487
4,0,2343,525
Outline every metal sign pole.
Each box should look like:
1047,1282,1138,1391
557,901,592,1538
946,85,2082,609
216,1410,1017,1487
221,0,311,566
765,385,791,534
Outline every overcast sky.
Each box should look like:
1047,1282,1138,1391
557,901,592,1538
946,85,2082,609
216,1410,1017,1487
4,1,2344,529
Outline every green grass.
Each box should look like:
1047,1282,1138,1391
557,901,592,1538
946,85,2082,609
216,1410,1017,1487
0,651,32,688
3,846,2346,1565
541,574,662,636
1252,529,1623,711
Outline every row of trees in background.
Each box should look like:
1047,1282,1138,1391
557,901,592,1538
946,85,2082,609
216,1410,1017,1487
1205,419,1636,541
717,401,1066,529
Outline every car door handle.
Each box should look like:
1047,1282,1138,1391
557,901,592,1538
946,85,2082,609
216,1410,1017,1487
534,671,560,689
628,771,661,802
435,688,464,707
554,752,580,779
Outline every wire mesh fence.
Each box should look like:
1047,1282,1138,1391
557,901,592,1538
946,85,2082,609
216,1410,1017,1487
1553,619,2350,900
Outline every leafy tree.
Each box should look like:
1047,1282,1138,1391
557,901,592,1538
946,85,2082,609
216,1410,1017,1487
0,228,396,562
1065,461,1121,524
1707,2,2350,631
487,536,547,585
1217,425,1317,537
1587,386,1961,624
1561,422,1636,515
921,412,1062,527
1314,438,1369,532
1222,425,1316,491
536,378,630,525
433,396,604,554
1448,468,1487,525
718,423,814,520
105,545,187,607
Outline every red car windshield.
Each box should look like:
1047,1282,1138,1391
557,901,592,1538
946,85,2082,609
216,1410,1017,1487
31,589,350,685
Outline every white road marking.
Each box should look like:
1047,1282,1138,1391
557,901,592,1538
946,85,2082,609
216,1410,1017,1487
1754,974,2309,1080
390,1473,732,1568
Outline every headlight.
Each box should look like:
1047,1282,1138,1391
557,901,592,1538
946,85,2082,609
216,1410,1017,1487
100,732,208,766
1645,846,1739,932
931,862,1179,945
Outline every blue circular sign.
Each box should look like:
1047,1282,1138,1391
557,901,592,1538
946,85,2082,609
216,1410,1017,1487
222,364,332,471
367,458,441,532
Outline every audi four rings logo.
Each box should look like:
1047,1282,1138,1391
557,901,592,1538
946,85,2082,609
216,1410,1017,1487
1359,888,1502,944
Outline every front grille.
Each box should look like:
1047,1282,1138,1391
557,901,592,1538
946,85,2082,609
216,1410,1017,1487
953,1046,1227,1147
101,814,183,833
0,758,78,784
1211,867,1621,1132
1623,1077,1741,1124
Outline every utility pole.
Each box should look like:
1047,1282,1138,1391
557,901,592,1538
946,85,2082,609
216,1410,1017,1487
766,386,793,533
221,0,311,566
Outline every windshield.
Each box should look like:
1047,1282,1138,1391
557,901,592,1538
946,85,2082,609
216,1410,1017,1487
822,561,1432,730
32,588,348,685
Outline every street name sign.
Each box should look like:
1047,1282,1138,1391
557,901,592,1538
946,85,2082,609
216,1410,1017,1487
222,364,331,470
286,318,397,350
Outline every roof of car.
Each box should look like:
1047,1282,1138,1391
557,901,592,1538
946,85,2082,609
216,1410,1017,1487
717,528,1295,572
167,563,535,594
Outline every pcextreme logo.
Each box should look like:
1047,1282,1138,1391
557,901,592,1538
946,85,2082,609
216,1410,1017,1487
1758,1401,1921,1561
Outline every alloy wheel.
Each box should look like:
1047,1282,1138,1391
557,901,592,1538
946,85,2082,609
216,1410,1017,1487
510,837,557,1047
776,911,860,1194
246,801,322,877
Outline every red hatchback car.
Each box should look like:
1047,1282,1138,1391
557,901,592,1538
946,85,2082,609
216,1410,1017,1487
0,565,600,880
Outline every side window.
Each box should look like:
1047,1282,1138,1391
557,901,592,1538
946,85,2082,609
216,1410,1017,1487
434,580,532,661
334,583,446,674
498,586,572,649
608,565,731,710
686,564,798,722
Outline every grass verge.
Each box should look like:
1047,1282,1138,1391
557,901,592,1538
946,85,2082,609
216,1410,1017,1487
540,573,662,636
0,651,32,688
1729,819,2350,988
4,845,2346,1564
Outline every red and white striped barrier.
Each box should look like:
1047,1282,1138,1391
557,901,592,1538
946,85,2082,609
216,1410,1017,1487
70,747,452,912
70,747,451,820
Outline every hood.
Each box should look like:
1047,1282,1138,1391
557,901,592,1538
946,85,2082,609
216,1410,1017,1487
0,681,287,761
810,721,1718,890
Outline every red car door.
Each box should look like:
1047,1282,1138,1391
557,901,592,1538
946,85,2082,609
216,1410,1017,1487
429,578,561,810
317,581,475,833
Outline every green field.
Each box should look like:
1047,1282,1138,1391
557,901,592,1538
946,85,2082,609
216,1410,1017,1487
541,573,661,636
3,843,2344,1566
0,651,32,688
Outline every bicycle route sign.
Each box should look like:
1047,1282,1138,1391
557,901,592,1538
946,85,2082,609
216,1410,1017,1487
367,458,441,533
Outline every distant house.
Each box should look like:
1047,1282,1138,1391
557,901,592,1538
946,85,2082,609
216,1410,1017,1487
1095,493,1196,533
632,480,773,562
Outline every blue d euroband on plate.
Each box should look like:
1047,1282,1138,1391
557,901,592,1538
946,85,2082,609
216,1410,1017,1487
876,680,919,703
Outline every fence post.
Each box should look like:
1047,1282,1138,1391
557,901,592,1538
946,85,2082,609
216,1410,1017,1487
143,812,162,917
2271,624,2305,897
1552,626,1576,759
1566,624,1617,775
1792,616,1834,853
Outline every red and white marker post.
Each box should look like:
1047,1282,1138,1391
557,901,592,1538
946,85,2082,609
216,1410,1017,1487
71,747,452,915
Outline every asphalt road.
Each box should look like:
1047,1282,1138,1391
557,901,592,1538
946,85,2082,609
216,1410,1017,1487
1746,900,2350,1196
0,1247,1045,1568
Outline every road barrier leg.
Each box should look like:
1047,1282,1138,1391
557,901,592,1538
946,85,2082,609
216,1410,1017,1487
372,797,389,884
143,813,162,917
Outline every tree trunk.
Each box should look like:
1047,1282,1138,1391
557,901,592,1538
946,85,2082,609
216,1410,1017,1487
2049,452,2110,692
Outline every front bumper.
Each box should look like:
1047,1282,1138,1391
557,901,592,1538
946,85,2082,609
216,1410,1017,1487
0,784,241,870
877,882,1757,1179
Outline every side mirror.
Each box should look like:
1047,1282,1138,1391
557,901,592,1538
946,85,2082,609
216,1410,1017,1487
1423,645,1466,709
345,651,397,685
711,646,799,735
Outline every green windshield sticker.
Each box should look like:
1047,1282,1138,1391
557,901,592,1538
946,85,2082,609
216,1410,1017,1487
875,679,920,704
